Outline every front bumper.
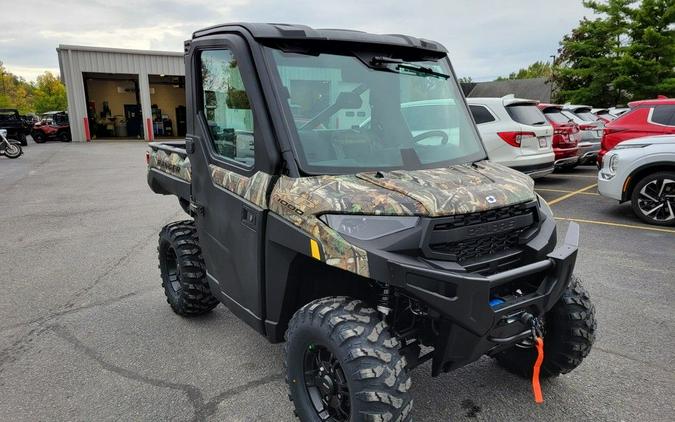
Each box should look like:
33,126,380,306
372,221,579,375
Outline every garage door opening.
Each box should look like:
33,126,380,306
84,72,144,139
149,74,186,139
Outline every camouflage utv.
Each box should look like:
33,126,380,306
147,23,596,421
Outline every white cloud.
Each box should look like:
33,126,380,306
1,0,591,82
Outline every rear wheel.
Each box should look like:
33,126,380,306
630,172,675,226
158,220,218,316
59,131,71,142
285,297,412,421
494,276,596,378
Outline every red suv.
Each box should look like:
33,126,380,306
598,97,675,166
537,103,581,170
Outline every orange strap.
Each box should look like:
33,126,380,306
532,337,544,404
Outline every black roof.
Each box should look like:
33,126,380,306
192,22,447,54
465,78,553,103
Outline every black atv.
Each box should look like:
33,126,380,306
147,23,596,421
0,109,28,146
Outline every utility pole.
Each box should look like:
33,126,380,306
549,54,556,102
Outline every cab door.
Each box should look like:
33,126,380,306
186,36,274,333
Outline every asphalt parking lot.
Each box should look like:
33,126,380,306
1,141,673,421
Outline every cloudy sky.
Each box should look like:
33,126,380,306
2,0,592,82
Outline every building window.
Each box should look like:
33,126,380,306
200,50,255,167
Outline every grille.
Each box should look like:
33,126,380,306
425,202,536,263
430,230,522,261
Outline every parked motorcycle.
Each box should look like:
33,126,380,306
0,129,23,159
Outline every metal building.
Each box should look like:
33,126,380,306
57,45,186,142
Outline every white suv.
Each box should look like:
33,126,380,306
468,96,554,178
598,135,675,226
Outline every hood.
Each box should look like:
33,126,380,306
356,160,535,216
270,160,535,218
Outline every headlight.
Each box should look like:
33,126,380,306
320,215,419,240
0,129,6,137
608,154,619,173
615,144,648,150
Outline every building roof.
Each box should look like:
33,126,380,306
57,44,183,57
464,77,553,102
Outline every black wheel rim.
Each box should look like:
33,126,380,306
164,246,181,293
303,344,350,421
637,178,675,222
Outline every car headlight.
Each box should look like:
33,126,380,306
608,154,619,173
615,144,648,150
320,215,419,240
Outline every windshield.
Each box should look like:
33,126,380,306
0,111,19,122
561,110,585,124
505,104,547,126
576,111,599,122
544,110,572,124
265,47,485,174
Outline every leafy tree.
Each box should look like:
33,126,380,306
496,61,552,81
554,0,674,106
458,76,474,84
32,72,67,113
0,62,35,113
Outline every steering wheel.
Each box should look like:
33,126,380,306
413,130,448,145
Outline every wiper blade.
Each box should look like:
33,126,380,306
370,56,449,79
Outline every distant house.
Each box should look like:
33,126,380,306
461,77,554,102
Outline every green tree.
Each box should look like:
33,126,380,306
0,62,35,113
32,72,67,113
625,0,675,98
496,61,552,81
554,0,675,106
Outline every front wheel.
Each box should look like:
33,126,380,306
494,276,596,378
32,132,46,143
4,142,22,158
158,220,218,315
631,172,675,226
285,297,412,422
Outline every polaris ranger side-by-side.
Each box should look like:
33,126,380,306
147,23,596,421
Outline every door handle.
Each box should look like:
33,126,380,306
241,205,257,229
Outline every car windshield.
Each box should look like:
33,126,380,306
544,110,571,124
265,47,485,174
575,111,599,122
561,110,585,124
0,111,19,122
505,104,547,126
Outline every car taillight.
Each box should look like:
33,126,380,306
145,151,150,165
497,131,536,147
552,133,565,145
